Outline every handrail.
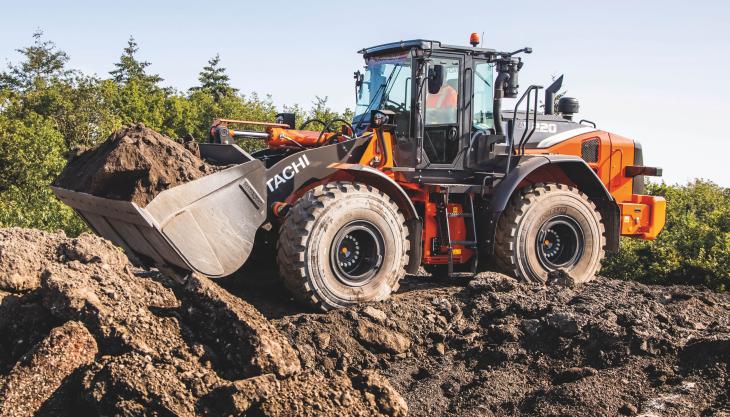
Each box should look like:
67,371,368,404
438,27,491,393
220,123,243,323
505,84,543,174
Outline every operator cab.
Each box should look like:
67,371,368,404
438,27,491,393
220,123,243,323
352,39,524,180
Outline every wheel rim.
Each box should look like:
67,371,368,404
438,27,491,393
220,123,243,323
535,215,584,269
329,221,384,286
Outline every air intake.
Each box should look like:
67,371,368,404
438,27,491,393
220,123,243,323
581,138,599,163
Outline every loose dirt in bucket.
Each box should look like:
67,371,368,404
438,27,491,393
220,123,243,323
53,124,218,206
0,227,728,416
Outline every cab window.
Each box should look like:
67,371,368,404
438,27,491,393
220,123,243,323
425,59,459,126
473,61,494,130
424,58,460,164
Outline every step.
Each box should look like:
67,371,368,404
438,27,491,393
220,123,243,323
447,212,473,218
449,240,478,247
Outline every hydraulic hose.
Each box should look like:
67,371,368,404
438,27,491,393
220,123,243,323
317,118,355,145
299,119,326,130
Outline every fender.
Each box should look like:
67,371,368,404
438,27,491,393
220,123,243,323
330,163,418,221
484,155,620,254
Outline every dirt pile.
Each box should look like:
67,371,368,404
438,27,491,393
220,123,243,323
0,228,406,417
53,124,217,206
1,226,728,416
272,272,730,416
0,228,66,292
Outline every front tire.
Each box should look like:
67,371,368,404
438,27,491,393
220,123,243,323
494,183,606,284
277,182,410,310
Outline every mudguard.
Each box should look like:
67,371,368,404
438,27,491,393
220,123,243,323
485,155,620,253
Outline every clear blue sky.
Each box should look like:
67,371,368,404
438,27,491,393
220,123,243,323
1,0,728,185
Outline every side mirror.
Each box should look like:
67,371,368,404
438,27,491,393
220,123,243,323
354,70,364,100
428,64,444,95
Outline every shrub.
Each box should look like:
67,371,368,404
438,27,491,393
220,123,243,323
601,180,730,291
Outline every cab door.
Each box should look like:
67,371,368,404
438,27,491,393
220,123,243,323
420,56,465,168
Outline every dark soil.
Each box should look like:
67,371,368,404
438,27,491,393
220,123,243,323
222,268,730,417
1,227,729,416
53,124,217,206
272,274,730,416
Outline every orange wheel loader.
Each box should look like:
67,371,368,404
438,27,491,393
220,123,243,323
53,35,666,310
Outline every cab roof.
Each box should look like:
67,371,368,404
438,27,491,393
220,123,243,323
358,39,497,59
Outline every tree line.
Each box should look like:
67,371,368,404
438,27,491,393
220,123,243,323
0,32,726,290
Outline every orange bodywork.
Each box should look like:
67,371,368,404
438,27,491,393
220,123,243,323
421,197,475,265
525,130,666,240
357,130,396,169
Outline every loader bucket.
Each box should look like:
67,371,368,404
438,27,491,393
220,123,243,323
51,158,267,278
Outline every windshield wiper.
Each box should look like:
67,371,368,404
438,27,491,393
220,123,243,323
380,65,403,108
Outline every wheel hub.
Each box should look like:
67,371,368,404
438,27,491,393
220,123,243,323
536,215,584,269
330,221,384,286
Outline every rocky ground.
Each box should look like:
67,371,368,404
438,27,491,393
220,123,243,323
0,227,728,416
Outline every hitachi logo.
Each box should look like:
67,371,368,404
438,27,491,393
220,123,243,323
267,154,311,192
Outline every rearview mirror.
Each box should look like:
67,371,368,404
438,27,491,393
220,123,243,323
428,64,444,95
354,70,364,100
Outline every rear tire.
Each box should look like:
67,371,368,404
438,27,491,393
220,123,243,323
494,183,606,284
277,182,410,310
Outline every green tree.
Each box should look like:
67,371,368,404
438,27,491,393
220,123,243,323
0,107,85,234
109,36,162,88
190,54,238,102
0,29,71,91
1,32,119,150
283,96,354,131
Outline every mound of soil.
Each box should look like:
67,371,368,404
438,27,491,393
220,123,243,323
273,273,730,416
53,124,217,206
0,228,406,417
0,226,728,416
0,321,97,417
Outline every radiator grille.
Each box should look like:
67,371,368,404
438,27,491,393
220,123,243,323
581,138,599,163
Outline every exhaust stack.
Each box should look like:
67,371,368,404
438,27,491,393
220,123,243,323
544,75,563,115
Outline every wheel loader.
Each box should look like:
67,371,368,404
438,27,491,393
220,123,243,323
52,35,666,310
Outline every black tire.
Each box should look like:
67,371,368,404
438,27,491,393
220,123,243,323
494,183,606,284
277,182,410,310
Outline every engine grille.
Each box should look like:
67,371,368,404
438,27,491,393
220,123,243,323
581,138,599,163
